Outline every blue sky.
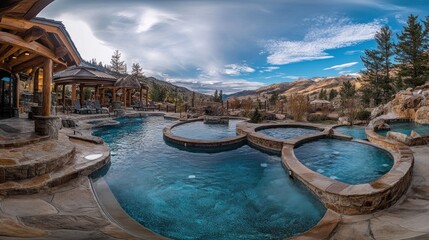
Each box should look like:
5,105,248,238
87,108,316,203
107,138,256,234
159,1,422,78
40,0,429,94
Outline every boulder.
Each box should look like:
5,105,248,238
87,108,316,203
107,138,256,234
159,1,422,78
410,130,421,138
387,131,410,144
403,95,424,109
372,119,390,131
415,106,429,124
338,117,350,125
371,105,385,119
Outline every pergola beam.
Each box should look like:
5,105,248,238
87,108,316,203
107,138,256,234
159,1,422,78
0,31,66,67
23,25,46,42
0,16,80,65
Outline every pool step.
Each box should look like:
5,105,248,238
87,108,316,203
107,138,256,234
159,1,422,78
0,135,75,183
0,136,110,196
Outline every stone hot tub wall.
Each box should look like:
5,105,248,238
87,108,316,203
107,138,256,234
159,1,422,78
236,122,327,153
282,134,414,215
163,117,248,149
366,118,429,150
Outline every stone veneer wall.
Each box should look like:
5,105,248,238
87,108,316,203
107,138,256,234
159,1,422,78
282,135,413,215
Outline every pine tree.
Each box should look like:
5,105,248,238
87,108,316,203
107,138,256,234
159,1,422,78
328,89,338,100
90,58,97,65
318,89,327,100
131,63,143,76
376,26,394,84
219,90,223,102
396,15,427,87
109,50,127,74
361,49,384,105
213,90,218,102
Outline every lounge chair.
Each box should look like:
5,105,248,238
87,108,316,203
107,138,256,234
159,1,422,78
74,100,88,114
95,100,109,114
133,101,143,110
85,100,97,114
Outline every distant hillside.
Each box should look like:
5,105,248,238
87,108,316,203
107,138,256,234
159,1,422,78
227,75,363,101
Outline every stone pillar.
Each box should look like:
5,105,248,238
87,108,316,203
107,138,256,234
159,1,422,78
42,58,52,116
101,88,105,105
34,115,61,139
71,82,76,104
128,89,132,106
35,59,60,139
139,88,143,104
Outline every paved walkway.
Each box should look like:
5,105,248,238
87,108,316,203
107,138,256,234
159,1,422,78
328,145,429,240
0,177,138,240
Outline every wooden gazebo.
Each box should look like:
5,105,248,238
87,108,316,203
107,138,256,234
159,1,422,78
53,62,117,108
113,74,149,109
0,0,81,136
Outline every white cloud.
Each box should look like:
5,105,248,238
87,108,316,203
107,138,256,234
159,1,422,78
324,62,358,70
166,77,264,94
224,64,255,76
344,50,363,55
259,66,280,73
264,17,382,65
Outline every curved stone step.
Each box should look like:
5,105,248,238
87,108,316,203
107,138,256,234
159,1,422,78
0,136,75,183
0,137,110,196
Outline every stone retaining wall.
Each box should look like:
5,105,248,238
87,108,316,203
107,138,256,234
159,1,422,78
282,135,413,215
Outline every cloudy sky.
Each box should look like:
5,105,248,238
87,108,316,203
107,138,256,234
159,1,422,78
40,0,429,94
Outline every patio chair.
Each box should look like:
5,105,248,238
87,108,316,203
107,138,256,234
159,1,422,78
95,100,109,114
73,100,87,114
133,101,143,110
85,100,97,114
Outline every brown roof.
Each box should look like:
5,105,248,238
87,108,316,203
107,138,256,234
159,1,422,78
53,64,117,85
115,74,142,89
0,0,53,20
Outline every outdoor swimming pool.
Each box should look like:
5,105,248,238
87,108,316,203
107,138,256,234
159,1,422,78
294,138,393,185
171,119,243,140
92,117,325,240
376,122,429,136
334,125,367,139
258,127,321,139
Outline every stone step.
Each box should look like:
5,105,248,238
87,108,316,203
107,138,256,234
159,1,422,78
0,133,50,148
0,137,110,196
0,136,76,183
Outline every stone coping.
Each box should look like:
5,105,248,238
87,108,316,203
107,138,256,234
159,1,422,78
90,177,170,240
163,117,248,149
236,121,329,153
282,133,413,215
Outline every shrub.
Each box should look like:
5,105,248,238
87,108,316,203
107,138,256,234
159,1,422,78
250,108,262,123
356,109,371,121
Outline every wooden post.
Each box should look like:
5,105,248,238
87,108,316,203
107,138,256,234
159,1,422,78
101,88,105,105
113,87,116,101
61,84,65,109
128,89,132,107
123,88,127,109
33,68,39,103
71,82,76,104
145,88,149,106
79,84,84,105
42,58,53,116
139,88,143,104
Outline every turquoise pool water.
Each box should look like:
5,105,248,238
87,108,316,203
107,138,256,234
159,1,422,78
294,138,393,185
377,122,429,136
92,117,326,240
258,127,321,139
335,126,367,139
171,119,243,140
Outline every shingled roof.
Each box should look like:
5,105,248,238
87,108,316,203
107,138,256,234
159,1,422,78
53,64,117,85
114,74,145,89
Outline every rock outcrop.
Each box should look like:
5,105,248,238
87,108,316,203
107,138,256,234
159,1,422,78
370,84,429,123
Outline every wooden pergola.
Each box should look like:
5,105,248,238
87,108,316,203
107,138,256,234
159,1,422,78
0,0,80,135
53,63,117,108
113,74,149,109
